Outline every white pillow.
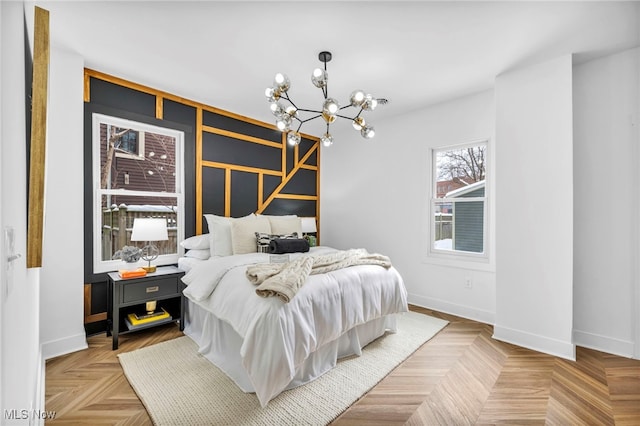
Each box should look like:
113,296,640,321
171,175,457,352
267,216,302,236
183,249,211,260
231,216,271,254
180,234,210,250
204,213,255,256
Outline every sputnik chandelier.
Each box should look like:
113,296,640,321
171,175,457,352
265,51,385,147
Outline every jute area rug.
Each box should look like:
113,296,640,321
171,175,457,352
118,311,448,426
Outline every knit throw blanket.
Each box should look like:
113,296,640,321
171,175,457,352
246,249,392,303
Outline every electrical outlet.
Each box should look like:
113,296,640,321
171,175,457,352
465,277,472,289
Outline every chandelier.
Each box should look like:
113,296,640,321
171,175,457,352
265,51,385,147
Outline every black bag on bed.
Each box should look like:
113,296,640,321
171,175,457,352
269,238,310,254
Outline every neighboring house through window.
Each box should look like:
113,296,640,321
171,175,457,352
430,142,487,259
92,114,185,273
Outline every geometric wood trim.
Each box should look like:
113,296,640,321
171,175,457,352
83,68,276,131
82,68,321,237
196,107,203,234
201,161,283,177
274,194,318,201
257,142,319,214
202,125,282,149
84,284,107,324
155,96,163,120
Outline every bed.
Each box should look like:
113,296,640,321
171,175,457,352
177,218,408,407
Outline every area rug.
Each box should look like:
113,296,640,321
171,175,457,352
118,311,448,426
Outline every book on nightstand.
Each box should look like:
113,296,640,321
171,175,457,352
118,268,147,279
125,308,172,330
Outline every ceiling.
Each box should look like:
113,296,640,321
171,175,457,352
34,1,639,136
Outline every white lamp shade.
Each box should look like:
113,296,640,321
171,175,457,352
301,217,317,233
131,218,168,242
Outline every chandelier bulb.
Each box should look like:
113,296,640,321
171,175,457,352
350,90,365,107
362,94,377,111
361,125,375,139
287,131,302,146
270,101,285,116
276,115,292,131
266,87,281,103
321,133,334,147
323,98,340,115
285,105,298,118
311,68,328,88
274,73,290,92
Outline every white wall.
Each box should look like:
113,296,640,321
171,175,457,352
39,45,87,360
321,90,496,324
572,47,640,358
494,55,575,360
1,1,44,423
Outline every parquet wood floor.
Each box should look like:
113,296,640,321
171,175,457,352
45,306,640,425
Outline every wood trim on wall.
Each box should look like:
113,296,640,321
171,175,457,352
27,6,50,268
196,107,203,234
83,284,107,324
84,68,275,130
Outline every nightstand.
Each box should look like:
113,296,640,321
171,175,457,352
107,265,185,350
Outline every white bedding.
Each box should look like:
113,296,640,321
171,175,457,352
181,246,408,406
177,256,203,272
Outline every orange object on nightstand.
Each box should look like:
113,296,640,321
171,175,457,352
118,268,148,279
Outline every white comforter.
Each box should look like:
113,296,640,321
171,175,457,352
182,246,408,406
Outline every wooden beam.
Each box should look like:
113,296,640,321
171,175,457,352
27,6,50,268
195,108,203,234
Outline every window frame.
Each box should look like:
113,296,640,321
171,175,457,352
427,140,490,266
92,113,185,274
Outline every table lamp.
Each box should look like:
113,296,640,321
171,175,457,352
131,218,168,273
301,217,317,247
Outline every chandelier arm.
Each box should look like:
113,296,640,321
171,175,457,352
298,114,323,123
335,113,357,120
281,92,301,110
297,108,322,114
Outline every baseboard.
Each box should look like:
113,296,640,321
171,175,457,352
493,324,576,361
41,333,88,361
573,329,635,359
33,347,45,426
408,293,495,325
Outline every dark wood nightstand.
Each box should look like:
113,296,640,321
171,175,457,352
107,266,185,350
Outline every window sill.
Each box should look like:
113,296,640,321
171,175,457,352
422,251,495,272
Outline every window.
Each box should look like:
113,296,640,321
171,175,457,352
92,114,184,273
431,142,487,258
113,128,145,159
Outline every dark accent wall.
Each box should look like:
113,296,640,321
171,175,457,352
83,69,320,334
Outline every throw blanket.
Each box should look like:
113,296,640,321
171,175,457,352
246,248,392,302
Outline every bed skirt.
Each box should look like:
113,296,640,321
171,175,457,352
184,298,398,395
